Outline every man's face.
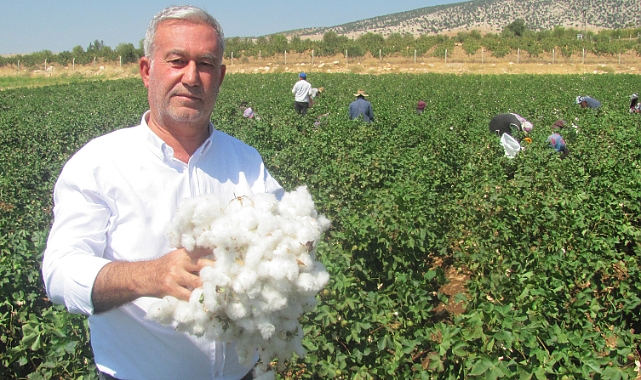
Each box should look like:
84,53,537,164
140,19,226,130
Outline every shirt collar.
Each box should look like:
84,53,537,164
141,111,215,161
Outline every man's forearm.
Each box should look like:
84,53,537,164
91,261,155,314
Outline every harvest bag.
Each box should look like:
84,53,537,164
500,133,521,158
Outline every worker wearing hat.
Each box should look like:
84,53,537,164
576,95,601,109
349,89,374,122
292,72,312,115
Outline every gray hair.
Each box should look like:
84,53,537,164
144,5,225,59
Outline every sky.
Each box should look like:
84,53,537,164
0,0,465,55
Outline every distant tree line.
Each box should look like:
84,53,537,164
1,23,640,69
0,39,142,68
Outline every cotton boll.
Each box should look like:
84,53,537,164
269,257,299,282
190,201,224,231
317,214,331,232
244,244,265,270
287,327,307,358
172,301,194,326
279,301,304,320
180,234,197,251
255,216,281,238
235,317,257,333
245,280,263,300
226,300,249,321
301,296,318,312
252,192,278,212
260,285,288,312
149,186,331,370
278,318,299,334
268,334,288,355
147,296,179,325
266,276,293,295
257,320,276,340
311,261,330,290
296,252,314,270
295,272,317,294
233,269,259,294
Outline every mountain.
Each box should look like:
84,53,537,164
285,0,640,39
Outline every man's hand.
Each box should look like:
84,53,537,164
91,247,214,314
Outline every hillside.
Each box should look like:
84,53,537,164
285,0,640,39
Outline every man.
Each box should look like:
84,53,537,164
349,89,374,122
42,6,283,380
310,86,324,99
488,113,533,139
292,72,312,115
576,95,601,109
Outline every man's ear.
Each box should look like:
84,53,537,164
139,57,151,89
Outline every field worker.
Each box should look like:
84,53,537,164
349,89,374,122
548,120,569,158
416,100,426,115
488,113,533,139
41,5,283,380
309,86,324,99
292,72,312,115
630,94,640,113
576,95,601,109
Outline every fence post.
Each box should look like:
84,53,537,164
345,49,348,66
582,48,585,64
517,48,520,63
72,58,75,70
311,49,314,65
379,49,382,62
18,60,20,71
45,59,47,71
284,50,287,65
552,48,555,64
119,56,122,68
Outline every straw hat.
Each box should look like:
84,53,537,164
354,89,369,97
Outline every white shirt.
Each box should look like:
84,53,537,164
42,112,284,380
292,79,312,102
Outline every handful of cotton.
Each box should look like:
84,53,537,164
147,186,330,377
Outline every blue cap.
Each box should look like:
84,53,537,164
299,72,306,78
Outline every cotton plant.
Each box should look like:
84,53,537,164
147,186,331,377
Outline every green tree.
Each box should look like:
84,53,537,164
115,43,139,64
356,32,385,56
503,19,526,37
269,34,288,54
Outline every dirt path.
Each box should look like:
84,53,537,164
1,48,639,81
